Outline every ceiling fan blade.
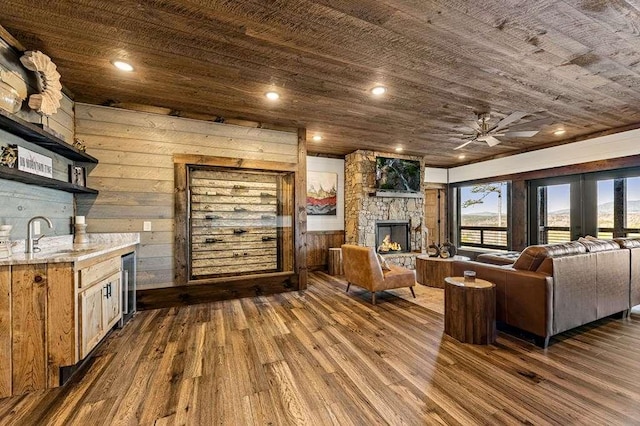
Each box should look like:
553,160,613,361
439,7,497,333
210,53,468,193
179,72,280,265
468,121,481,132
491,111,529,132
478,135,502,147
454,140,475,150
507,117,554,129
425,133,474,136
502,130,539,138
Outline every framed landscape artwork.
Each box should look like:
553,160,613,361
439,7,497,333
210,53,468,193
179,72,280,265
307,171,338,215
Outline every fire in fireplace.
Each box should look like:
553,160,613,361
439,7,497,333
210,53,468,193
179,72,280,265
375,220,410,253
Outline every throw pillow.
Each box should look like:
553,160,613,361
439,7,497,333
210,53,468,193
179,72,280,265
377,253,391,271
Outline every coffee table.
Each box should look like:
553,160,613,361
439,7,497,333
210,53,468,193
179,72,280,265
416,255,470,288
444,276,496,345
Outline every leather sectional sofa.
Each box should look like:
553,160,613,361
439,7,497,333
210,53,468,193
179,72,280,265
452,238,639,347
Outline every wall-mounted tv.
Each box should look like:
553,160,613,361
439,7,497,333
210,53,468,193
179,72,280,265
375,157,421,193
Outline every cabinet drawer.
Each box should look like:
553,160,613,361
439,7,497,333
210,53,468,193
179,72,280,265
79,257,120,289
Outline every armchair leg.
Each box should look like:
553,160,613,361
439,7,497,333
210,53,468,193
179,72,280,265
410,286,416,299
372,292,376,305
346,282,351,293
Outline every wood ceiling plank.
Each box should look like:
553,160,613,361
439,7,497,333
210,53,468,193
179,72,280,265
1,0,639,164
0,5,608,124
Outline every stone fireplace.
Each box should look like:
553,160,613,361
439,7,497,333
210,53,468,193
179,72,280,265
376,220,410,253
345,150,426,268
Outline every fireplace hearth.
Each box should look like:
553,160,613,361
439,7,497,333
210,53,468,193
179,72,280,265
375,220,410,253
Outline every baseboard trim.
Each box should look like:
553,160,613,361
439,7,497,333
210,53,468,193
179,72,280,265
136,273,299,309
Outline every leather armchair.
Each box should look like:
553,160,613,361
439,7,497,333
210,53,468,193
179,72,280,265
341,244,416,304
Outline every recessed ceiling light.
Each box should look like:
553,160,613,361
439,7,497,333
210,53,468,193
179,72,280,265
553,129,566,136
395,146,403,152
265,91,280,100
458,154,466,159
371,86,387,96
111,60,134,72
312,135,322,142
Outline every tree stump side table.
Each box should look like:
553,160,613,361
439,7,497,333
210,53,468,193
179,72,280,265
328,247,343,276
416,255,470,288
444,276,496,345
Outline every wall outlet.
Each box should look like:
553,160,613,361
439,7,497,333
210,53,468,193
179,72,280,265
33,220,41,235
143,221,152,232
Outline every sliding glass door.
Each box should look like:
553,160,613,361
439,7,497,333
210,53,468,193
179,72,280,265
529,168,640,245
530,177,581,244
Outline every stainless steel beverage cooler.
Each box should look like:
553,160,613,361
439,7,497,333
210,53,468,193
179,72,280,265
119,252,136,327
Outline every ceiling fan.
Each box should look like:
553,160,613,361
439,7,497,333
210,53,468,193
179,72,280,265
452,111,551,150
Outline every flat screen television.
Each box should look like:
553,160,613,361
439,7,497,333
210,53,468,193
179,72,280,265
375,157,421,193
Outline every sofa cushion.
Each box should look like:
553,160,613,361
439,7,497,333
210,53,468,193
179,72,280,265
477,251,520,266
614,237,640,249
513,242,586,271
513,246,548,271
544,241,587,257
578,237,620,252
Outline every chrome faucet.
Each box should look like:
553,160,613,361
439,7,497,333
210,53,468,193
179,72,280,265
26,216,54,254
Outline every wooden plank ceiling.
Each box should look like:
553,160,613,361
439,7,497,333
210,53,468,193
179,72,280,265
1,1,640,166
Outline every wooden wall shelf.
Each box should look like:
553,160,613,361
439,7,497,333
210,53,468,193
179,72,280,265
0,167,98,194
0,109,98,163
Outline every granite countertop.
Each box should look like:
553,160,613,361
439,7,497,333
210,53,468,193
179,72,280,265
0,233,140,266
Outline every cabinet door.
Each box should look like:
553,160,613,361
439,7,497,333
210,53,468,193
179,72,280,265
79,282,104,359
102,273,121,330
11,265,47,395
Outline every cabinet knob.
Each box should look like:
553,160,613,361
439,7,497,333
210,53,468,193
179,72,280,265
34,275,44,283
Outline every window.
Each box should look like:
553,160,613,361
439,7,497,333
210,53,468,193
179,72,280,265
597,179,614,239
457,181,510,249
537,183,572,244
626,177,640,237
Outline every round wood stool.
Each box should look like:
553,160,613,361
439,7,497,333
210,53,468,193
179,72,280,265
444,276,496,344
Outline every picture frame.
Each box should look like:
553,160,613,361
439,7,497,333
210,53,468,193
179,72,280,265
306,157,345,232
69,165,86,187
307,170,338,216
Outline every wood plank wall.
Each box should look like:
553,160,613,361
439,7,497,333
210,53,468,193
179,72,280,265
425,187,447,246
74,104,299,291
306,231,345,271
0,37,75,239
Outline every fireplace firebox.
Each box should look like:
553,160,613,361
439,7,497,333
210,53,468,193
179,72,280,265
375,220,411,253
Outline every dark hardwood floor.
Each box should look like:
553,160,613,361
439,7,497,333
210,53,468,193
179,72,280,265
1,272,640,425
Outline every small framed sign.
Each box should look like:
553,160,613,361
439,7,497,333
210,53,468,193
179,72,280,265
69,165,86,187
17,146,53,178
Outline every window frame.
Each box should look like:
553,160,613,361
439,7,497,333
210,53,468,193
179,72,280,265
452,180,512,250
528,166,640,244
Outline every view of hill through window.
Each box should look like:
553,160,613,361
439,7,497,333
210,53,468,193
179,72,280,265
460,182,509,227
461,178,640,231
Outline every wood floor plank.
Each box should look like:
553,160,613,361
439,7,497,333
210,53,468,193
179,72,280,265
1,272,640,424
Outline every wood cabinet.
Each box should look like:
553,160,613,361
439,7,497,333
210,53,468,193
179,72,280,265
79,281,104,360
79,271,121,359
10,264,47,395
0,247,133,398
0,262,74,397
